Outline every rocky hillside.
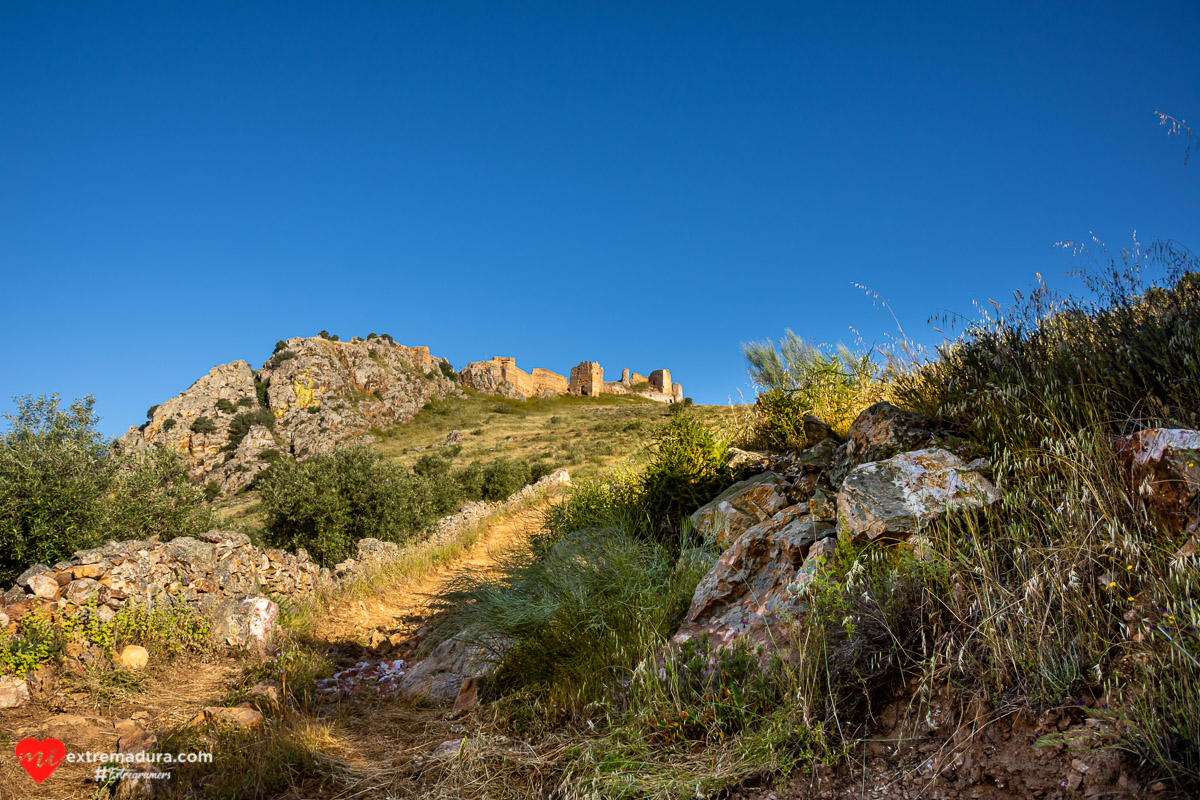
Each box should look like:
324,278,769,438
118,336,458,496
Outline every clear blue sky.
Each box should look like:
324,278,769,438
2,1,1197,436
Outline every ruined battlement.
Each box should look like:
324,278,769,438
460,356,682,404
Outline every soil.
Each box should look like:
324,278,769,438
726,686,1170,800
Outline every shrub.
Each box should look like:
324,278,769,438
203,482,221,502
743,331,890,448
481,457,531,501
0,395,213,584
272,349,297,364
254,376,270,408
146,404,159,420
413,452,451,478
161,417,177,431
273,340,288,353
236,396,255,408
227,408,275,449
439,360,457,381
215,398,236,414
190,416,217,434
638,412,740,542
260,446,452,565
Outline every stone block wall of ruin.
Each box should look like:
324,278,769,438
569,361,605,397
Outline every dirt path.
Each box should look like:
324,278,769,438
288,501,552,799
312,501,545,650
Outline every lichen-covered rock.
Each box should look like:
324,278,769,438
689,472,790,546
211,596,279,646
837,448,999,541
672,506,835,653
828,402,938,488
1118,428,1200,533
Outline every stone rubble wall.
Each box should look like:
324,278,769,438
1,530,327,634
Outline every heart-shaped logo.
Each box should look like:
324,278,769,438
15,737,65,784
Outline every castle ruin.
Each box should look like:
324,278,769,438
460,356,683,403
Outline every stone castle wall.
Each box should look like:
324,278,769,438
462,356,683,404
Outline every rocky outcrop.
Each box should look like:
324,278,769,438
670,414,994,658
828,402,938,488
837,449,999,541
1118,428,1200,533
689,472,791,546
397,629,505,703
119,336,458,496
672,505,836,653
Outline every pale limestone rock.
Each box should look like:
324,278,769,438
0,675,30,708
26,572,59,600
837,448,999,541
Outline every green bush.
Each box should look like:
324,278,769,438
439,360,457,381
481,457,531,501
215,398,236,414
227,408,275,449
203,482,221,502
638,412,740,541
254,376,270,408
0,395,213,584
272,349,297,364
413,452,451,478
743,331,890,448
146,404,159,420
190,416,217,434
273,340,288,353
161,417,176,431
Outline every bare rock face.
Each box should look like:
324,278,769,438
672,505,836,653
1118,428,1200,533
262,337,455,459
118,361,259,488
828,402,938,488
689,472,791,547
837,448,999,541
458,360,530,400
119,337,457,497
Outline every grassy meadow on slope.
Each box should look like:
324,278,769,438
216,389,745,531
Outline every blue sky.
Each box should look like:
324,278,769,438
2,1,1197,436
